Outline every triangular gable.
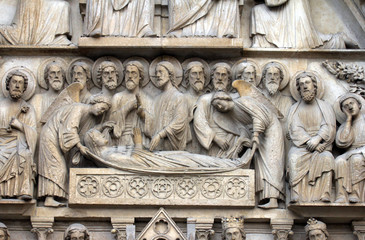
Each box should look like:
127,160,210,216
137,208,187,240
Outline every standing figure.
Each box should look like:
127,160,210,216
0,70,37,200
305,218,329,240
70,61,93,104
84,0,155,37
37,95,111,207
0,0,72,45
109,60,150,149
168,0,240,38
334,93,365,203
64,223,90,240
288,72,336,203
183,59,210,153
142,61,189,151
31,61,67,124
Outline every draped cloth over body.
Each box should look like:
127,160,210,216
0,0,71,45
168,0,240,37
250,0,345,49
144,88,189,151
85,0,154,37
288,99,336,202
38,104,95,199
234,96,285,201
0,98,37,197
335,114,365,201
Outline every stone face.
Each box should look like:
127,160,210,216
0,1,364,239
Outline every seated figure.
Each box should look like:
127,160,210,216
335,93,365,203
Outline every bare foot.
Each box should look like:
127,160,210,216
44,196,66,207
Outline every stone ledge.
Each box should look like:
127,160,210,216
68,168,255,207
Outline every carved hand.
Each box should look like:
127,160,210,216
315,143,326,153
306,136,322,152
10,117,24,131
214,135,229,151
102,121,116,130
78,144,89,156
344,108,353,122
149,134,161,151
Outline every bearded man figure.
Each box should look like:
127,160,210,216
288,72,336,203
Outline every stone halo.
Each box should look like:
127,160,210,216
333,93,365,124
262,60,290,90
2,66,36,101
181,58,211,88
66,57,94,85
290,70,324,101
232,59,261,87
123,57,150,87
38,57,68,90
149,56,183,88
92,56,124,89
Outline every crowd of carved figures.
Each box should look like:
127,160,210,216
0,56,365,210
0,0,361,48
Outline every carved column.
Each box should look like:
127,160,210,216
187,218,197,240
195,218,215,240
353,221,365,240
111,217,135,240
271,219,294,240
31,217,54,240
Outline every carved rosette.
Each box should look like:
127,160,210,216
127,177,149,198
226,177,247,199
152,178,173,199
102,176,124,198
77,176,99,198
176,177,198,199
201,178,223,199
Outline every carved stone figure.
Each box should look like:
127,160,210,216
64,223,90,240
232,61,261,87
30,61,67,124
182,59,210,153
38,95,111,207
334,93,365,203
305,218,329,240
0,70,37,200
95,61,120,97
142,61,189,151
168,0,240,38
250,0,357,49
70,61,93,104
261,62,293,121
84,0,155,37
222,217,245,240
0,222,10,240
0,0,72,45
108,59,150,149
288,72,336,203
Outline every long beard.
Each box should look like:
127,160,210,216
106,82,117,90
265,82,279,95
10,91,22,100
301,89,316,102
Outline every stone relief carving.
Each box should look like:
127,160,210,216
0,0,72,45
64,223,90,240
250,0,359,49
0,222,10,240
84,0,155,37
30,58,68,126
167,0,241,38
0,68,37,200
288,71,335,203
334,93,365,203
232,60,261,87
305,218,329,240
38,93,111,207
222,217,245,240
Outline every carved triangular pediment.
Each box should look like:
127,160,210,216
137,208,187,240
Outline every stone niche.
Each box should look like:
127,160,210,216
0,0,364,240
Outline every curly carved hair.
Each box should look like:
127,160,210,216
90,94,112,108
96,61,119,86
44,62,65,86
5,70,28,92
295,71,318,97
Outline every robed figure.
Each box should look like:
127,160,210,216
85,0,155,37
0,0,72,45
